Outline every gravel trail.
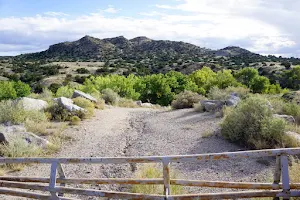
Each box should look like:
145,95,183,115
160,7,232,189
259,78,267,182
1,107,274,199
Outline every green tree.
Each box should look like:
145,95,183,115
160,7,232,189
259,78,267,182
214,70,239,89
13,81,31,97
235,67,259,87
250,76,270,93
189,67,216,94
138,74,174,106
0,81,17,100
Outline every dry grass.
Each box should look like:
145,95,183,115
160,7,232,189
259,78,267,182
25,120,51,136
118,98,138,108
0,137,43,170
131,164,184,195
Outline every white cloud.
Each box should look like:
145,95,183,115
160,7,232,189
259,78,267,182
99,5,120,14
44,12,69,17
0,0,299,57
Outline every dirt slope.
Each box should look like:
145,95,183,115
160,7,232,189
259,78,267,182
1,108,274,199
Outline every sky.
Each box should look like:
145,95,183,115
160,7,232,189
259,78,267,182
0,0,300,57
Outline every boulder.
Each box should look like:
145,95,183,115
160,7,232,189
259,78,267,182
72,90,97,102
226,93,241,107
273,114,295,123
200,100,225,112
285,131,300,143
15,97,48,111
0,125,51,148
56,97,85,112
136,100,142,106
142,103,153,107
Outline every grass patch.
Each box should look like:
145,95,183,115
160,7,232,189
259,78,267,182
0,100,48,124
70,116,81,125
193,103,204,113
131,164,184,195
0,137,43,170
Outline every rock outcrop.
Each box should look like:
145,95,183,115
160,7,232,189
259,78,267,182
56,97,85,112
15,97,48,111
226,93,241,107
72,90,97,102
0,125,51,148
200,100,225,112
273,114,295,123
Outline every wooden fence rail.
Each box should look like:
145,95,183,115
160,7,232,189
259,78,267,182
0,148,299,199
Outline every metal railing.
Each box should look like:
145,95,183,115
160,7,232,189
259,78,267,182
0,148,299,199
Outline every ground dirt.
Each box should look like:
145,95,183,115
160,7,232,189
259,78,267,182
1,107,275,199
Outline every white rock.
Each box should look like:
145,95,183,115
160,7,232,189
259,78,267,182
57,97,85,112
273,114,295,123
72,90,97,102
15,97,48,111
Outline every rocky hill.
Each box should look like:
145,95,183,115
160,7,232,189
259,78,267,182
20,35,211,61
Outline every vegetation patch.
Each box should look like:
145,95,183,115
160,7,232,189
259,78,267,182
171,90,205,109
221,96,295,149
131,164,184,195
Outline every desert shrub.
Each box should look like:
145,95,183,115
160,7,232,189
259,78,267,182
0,137,43,170
208,87,229,101
46,103,71,121
101,88,120,105
193,103,204,112
221,96,291,149
56,85,74,98
29,88,53,103
48,83,62,93
73,97,95,119
73,97,94,109
225,86,250,99
0,100,48,124
131,164,183,195
76,68,90,74
171,91,205,109
282,101,300,124
70,116,81,125
95,98,105,109
118,98,138,108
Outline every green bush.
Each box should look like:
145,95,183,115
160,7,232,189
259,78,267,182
221,96,292,149
56,85,74,98
171,91,204,109
208,87,229,101
46,103,71,122
13,81,31,97
101,88,120,105
0,81,17,100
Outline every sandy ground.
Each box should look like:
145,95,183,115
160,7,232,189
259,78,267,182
1,107,275,199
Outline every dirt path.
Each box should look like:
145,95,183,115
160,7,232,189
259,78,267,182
2,107,274,199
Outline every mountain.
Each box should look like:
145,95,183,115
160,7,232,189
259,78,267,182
18,35,211,61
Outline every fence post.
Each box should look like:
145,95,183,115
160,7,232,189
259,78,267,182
163,160,171,199
281,155,290,200
273,155,281,200
57,163,66,197
49,162,59,199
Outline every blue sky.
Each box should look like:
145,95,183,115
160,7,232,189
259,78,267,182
0,0,300,57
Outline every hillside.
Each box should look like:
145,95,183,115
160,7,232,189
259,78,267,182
1,35,300,88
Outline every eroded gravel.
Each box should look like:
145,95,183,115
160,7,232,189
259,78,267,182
1,107,274,199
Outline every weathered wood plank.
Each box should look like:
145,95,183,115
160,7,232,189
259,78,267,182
0,148,299,164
